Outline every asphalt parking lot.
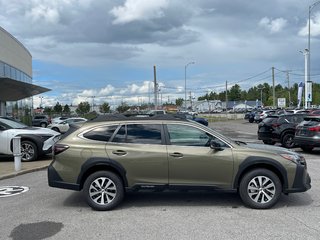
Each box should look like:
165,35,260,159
0,119,319,240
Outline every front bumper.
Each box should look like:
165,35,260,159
285,164,311,193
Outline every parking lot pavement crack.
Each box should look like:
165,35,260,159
286,214,320,233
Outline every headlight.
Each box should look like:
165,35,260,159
280,153,306,165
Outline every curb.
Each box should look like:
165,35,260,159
0,165,48,181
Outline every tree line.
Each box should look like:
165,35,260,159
197,82,320,107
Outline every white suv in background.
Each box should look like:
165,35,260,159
0,117,60,161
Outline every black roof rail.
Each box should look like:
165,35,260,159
89,113,188,122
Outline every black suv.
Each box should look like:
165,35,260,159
258,114,307,148
32,115,51,128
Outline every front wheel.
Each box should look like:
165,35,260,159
21,140,38,161
239,169,282,209
281,133,295,148
83,171,124,211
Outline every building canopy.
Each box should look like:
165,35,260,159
0,77,50,101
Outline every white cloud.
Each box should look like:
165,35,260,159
110,0,169,24
259,17,287,33
298,12,320,37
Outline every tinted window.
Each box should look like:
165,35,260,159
112,124,162,144
83,125,118,142
167,124,228,147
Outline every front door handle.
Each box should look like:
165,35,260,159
112,150,127,156
169,152,183,158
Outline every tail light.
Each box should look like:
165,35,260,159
53,144,69,155
308,126,320,132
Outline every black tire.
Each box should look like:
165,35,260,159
281,133,295,148
83,171,124,211
52,127,60,132
263,140,276,145
249,118,254,123
40,122,47,128
239,168,282,209
301,146,314,152
21,140,38,161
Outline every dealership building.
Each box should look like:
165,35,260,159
0,26,49,117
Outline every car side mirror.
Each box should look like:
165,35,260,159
210,140,224,151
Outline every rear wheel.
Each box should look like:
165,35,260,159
83,171,124,211
239,168,282,209
40,122,47,128
281,133,295,148
21,140,38,161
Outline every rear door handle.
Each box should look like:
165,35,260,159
169,152,183,158
112,150,127,156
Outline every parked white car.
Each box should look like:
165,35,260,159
47,117,87,133
0,117,61,161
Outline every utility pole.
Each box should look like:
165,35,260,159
153,65,158,110
286,71,291,107
272,67,275,108
225,81,228,111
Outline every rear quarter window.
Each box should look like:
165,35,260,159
83,125,119,142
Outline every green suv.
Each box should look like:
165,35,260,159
48,115,311,210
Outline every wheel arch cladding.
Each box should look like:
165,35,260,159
77,157,128,190
10,134,42,153
233,157,288,190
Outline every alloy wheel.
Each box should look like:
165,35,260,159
89,177,117,205
247,176,275,204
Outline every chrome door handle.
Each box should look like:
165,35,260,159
169,152,183,158
112,150,127,156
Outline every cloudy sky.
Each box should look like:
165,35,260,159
1,0,320,108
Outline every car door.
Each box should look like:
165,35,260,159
0,123,9,154
166,123,234,188
106,123,168,187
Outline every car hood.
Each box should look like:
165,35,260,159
244,143,296,155
12,127,60,136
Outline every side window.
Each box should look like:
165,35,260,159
111,124,162,144
83,125,118,142
127,124,162,144
167,124,227,147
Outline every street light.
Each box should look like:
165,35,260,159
300,49,310,109
307,1,320,108
184,61,195,110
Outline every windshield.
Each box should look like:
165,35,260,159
0,118,28,129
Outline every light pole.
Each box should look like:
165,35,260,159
184,61,195,110
307,1,320,108
301,49,310,109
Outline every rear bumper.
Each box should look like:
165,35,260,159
294,137,320,147
47,164,80,191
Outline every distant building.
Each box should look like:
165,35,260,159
0,26,49,117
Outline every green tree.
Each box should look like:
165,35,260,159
54,102,63,115
63,104,71,115
43,107,53,116
100,102,111,114
76,101,90,115
175,98,184,107
116,102,130,113
228,84,242,101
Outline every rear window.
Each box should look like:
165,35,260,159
262,116,278,124
83,125,119,142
